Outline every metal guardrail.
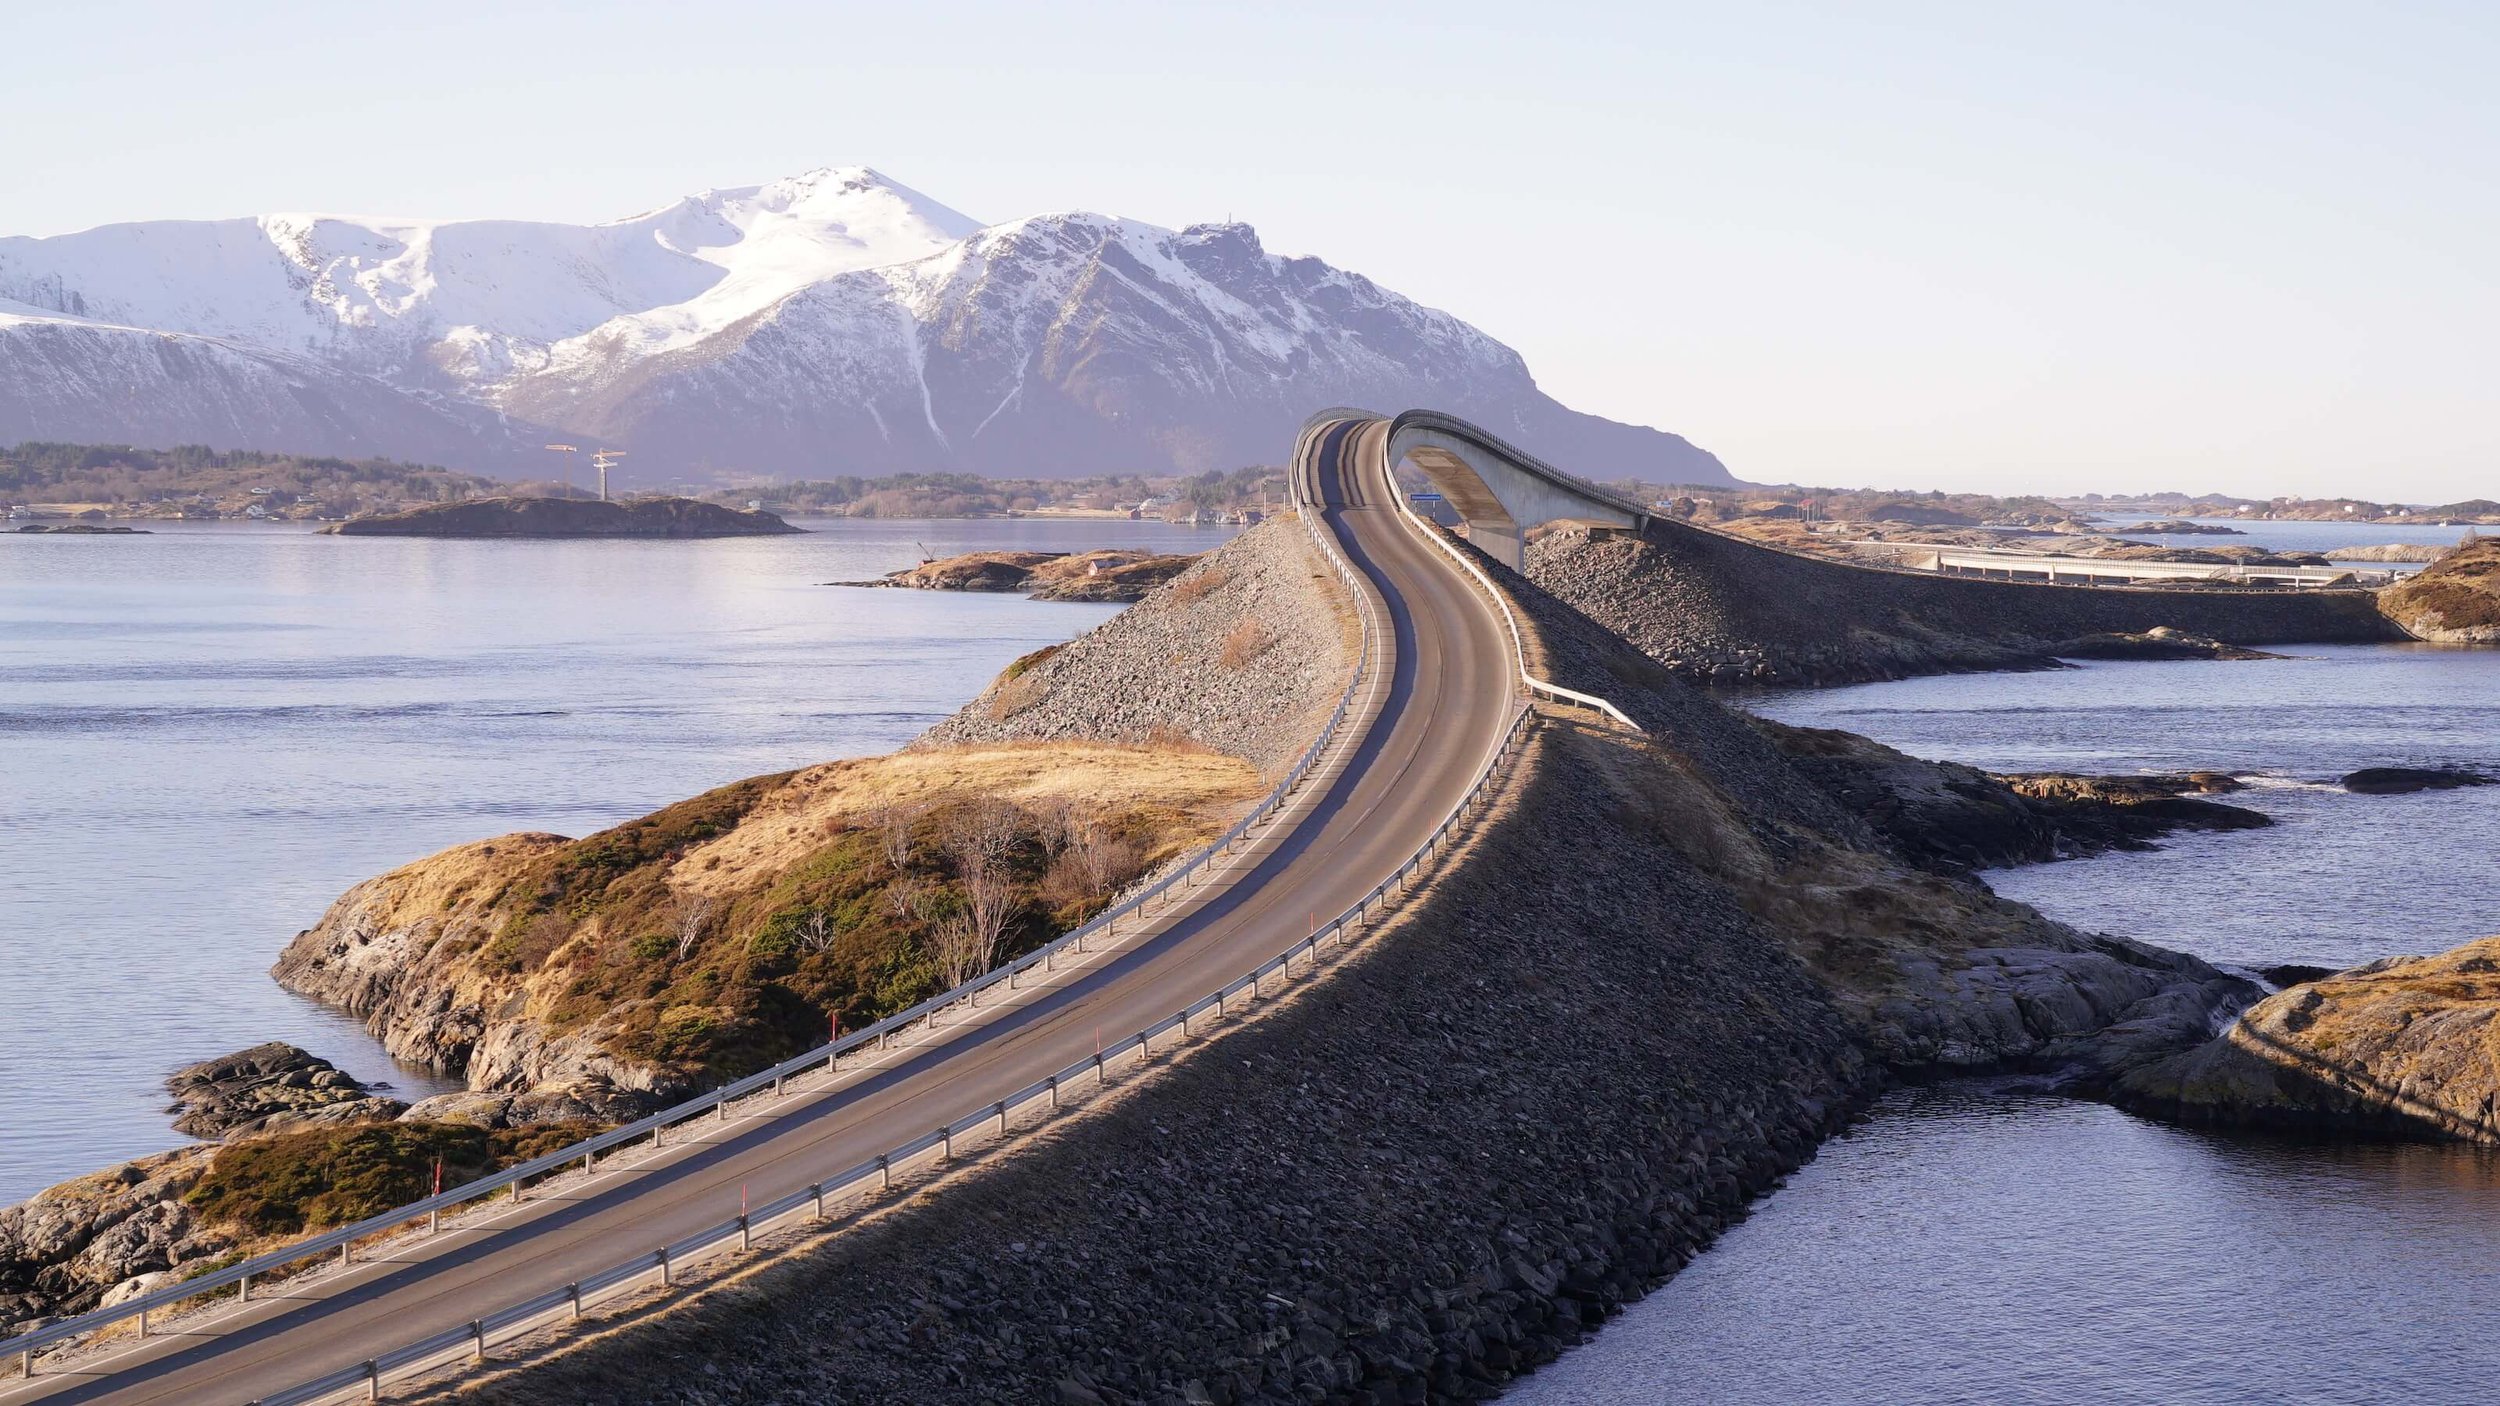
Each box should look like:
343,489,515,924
3,421,1382,1383
236,413,1532,1406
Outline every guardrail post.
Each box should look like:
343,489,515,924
138,1306,148,1337
239,1271,251,1302
583,1150,594,1176
717,1098,730,1123
18,1347,28,1380
340,1241,351,1268
431,1207,440,1235
774,1074,785,1097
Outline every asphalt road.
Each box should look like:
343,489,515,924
13,414,1521,1404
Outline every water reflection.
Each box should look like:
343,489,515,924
1507,1084,2500,1405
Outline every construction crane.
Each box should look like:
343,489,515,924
591,449,627,503
543,443,582,496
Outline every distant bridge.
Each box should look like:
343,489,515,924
1887,544,2392,589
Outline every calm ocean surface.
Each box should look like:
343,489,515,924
2089,515,2483,556
0,517,1232,1205
1508,644,2500,1404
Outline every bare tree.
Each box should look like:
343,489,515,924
869,803,926,874
1036,798,1140,907
794,907,838,956
671,895,716,963
922,799,1028,986
943,798,1026,876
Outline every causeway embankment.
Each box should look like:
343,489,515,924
1527,518,2404,685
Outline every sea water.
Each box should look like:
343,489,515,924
0,518,1231,1204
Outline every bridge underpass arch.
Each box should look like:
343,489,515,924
1379,410,1650,570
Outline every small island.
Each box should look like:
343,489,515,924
321,496,801,539
2111,519,2247,535
840,547,1200,602
2377,537,2500,642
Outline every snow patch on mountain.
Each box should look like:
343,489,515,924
0,169,1733,485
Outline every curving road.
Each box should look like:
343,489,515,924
9,414,1522,1405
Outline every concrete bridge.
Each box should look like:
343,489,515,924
1900,544,2392,589
1368,408,1651,570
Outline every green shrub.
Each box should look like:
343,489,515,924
186,1122,589,1237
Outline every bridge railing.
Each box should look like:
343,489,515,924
242,416,1539,1406
5,422,1384,1381
1371,420,1642,732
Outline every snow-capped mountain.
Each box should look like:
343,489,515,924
0,169,1731,486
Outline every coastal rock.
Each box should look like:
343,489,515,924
2324,543,2453,563
846,547,1200,603
1755,720,2269,875
0,1147,228,1332
2340,766,2493,795
163,1042,405,1138
320,496,800,539
2047,627,2284,661
1025,549,1201,602
2378,537,2500,642
859,549,1062,592
2115,937,2500,1141
397,1087,615,1129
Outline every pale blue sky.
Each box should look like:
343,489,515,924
7,0,2494,500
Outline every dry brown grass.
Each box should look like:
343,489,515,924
1219,617,1273,669
667,743,1261,897
1168,564,1231,604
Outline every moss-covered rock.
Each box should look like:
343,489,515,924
2380,537,2500,642
2116,937,2500,1141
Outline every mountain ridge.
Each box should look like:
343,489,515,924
0,168,1734,486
